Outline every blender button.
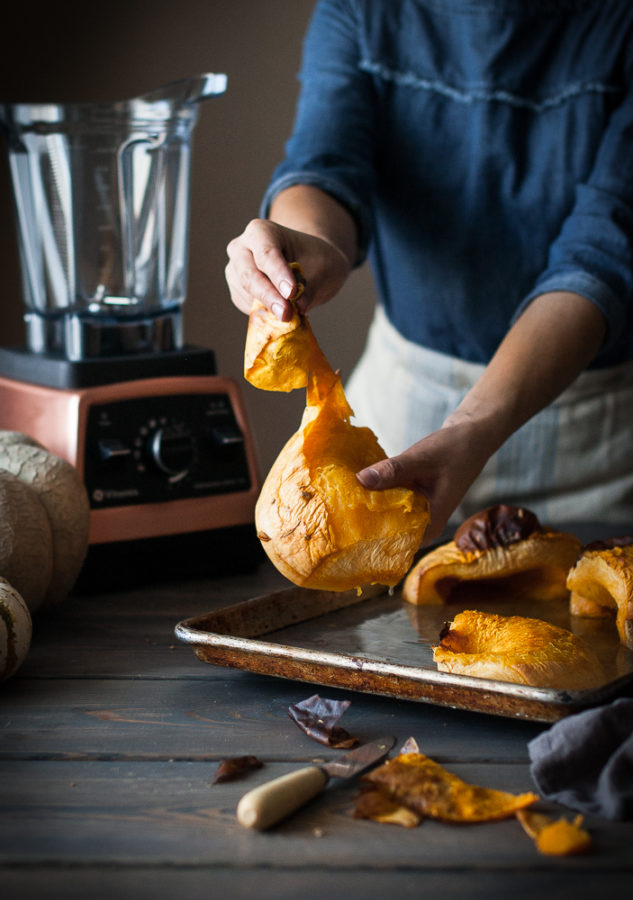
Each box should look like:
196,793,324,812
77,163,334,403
208,423,244,454
98,439,132,463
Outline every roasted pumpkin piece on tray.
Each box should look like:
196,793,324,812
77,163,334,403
245,263,430,592
566,537,633,649
402,504,581,606
432,609,606,690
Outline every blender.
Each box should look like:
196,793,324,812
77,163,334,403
0,74,262,584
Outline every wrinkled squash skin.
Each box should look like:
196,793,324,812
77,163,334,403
247,264,429,591
256,372,429,590
360,751,537,823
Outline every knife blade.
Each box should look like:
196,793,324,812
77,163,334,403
236,735,396,830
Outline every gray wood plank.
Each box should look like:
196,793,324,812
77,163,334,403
1,674,544,761
5,868,633,900
2,760,628,869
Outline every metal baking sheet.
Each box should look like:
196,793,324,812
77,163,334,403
175,581,633,723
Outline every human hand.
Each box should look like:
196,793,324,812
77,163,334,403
225,218,351,322
356,417,496,543
355,290,607,542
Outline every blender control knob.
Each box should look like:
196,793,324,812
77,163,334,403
149,425,196,477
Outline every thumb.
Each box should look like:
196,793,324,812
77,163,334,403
356,455,408,490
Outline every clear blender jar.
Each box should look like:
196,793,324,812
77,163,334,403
0,73,227,360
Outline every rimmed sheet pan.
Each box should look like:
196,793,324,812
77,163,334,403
175,582,633,723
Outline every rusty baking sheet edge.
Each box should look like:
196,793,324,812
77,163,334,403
174,585,632,723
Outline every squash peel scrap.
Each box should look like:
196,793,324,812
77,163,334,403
247,263,430,591
354,749,537,825
516,809,592,856
244,264,325,392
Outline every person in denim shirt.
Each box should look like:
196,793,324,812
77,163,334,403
226,0,633,542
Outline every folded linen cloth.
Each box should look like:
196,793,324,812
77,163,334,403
528,697,633,820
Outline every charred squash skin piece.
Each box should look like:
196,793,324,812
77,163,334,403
402,505,581,606
360,751,537,823
432,609,605,690
566,538,633,650
246,263,430,592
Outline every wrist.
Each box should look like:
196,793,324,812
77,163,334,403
269,185,358,269
440,403,511,461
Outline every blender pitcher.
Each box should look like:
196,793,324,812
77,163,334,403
0,73,227,360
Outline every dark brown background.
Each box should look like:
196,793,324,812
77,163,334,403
0,0,375,474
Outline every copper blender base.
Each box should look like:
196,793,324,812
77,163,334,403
0,347,261,548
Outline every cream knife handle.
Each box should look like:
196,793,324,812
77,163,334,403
236,766,329,830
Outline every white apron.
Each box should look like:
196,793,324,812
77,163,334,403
345,305,633,526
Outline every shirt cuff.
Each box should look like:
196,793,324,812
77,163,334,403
512,270,626,357
260,171,372,268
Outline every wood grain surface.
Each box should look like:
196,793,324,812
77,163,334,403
1,555,632,899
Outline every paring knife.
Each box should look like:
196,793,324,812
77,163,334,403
236,735,396,830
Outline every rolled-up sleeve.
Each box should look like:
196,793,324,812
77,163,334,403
515,83,633,358
260,0,376,266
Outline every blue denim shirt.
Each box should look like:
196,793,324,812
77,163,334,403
261,0,633,368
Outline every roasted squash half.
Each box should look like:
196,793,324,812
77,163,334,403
567,538,633,649
246,264,430,591
433,609,605,690
402,505,580,606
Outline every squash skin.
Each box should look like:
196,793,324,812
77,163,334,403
567,541,633,649
255,374,429,591
247,264,429,592
360,751,537,822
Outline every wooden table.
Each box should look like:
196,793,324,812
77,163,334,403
2,557,632,899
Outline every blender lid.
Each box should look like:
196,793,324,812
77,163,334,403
0,73,228,130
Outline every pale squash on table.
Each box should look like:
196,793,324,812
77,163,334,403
0,438,90,606
0,577,32,681
0,469,54,613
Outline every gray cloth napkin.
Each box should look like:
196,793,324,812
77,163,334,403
528,697,633,820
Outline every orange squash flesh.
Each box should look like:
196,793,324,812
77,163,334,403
516,809,592,856
432,609,606,690
246,264,430,591
567,543,633,649
402,529,581,606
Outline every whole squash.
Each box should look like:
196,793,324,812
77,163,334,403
247,266,429,591
0,577,32,681
0,437,90,607
0,469,54,612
